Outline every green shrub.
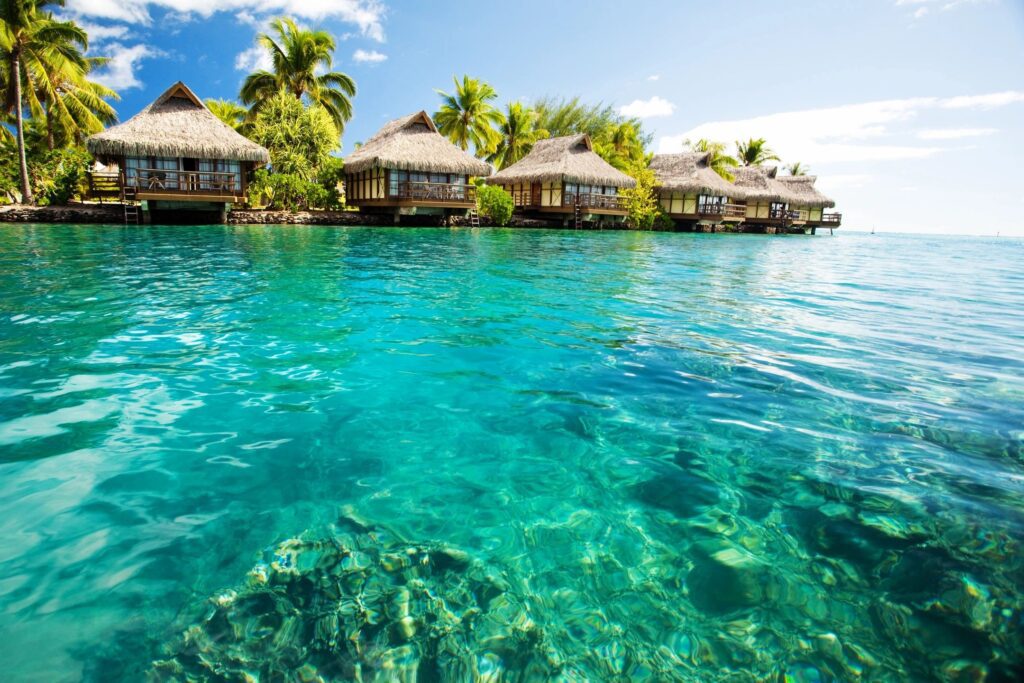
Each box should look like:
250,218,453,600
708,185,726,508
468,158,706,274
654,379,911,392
476,184,514,225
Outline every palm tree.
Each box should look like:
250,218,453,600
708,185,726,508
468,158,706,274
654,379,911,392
240,17,356,132
736,137,780,167
206,98,248,132
433,75,504,156
785,162,808,176
0,0,81,202
487,101,547,169
41,55,118,149
689,138,739,181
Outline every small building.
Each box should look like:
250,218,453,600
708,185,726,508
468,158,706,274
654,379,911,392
728,166,804,231
649,152,746,228
487,135,636,226
776,176,841,232
342,111,492,221
86,81,269,224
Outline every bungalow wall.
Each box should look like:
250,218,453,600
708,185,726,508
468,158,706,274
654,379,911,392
345,167,386,202
745,201,773,220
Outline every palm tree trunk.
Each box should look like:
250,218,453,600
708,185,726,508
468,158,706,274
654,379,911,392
13,53,33,204
46,109,55,151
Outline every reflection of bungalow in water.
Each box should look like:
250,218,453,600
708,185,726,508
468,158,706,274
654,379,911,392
342,111,491,221
86,82,270,224
487,135,636,227
649,153,746,229
776,176,842,233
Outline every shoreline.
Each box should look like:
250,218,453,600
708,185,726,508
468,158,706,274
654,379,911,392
0,204,824,234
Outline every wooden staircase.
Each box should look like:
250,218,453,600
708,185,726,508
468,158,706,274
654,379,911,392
122,187,140,225
467,208,480,227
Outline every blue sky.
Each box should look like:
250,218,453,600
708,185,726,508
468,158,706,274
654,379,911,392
65,0,1024,234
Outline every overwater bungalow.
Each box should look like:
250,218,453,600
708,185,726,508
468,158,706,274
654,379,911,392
487,135,636,227
649,153,746,228
342,111,492,220
727,166,805,232
776,176,842,232
86,81,270,224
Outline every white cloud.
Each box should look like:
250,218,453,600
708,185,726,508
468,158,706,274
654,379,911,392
658,91,1024,164
66,0,387,41
917,127,998,139
92,43,160,90
939,91,1024,109
618,96,675,119
647,74,660,81
74,20,130,43
897,0,993,19
353,49,387,63
235,44,272,72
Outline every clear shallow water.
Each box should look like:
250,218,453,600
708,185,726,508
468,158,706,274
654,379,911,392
0,225,1022,682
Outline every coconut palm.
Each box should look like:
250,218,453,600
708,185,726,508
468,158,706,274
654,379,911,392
0,0,84,202
689,138,739,181
40,55,118,149
240,17,356,132
487,101,547,169
785,162,808,176
206,98,248,133
736,137,780,167
433,75,504,156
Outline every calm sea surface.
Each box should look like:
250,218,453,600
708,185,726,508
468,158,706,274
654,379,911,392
0,225,1022,682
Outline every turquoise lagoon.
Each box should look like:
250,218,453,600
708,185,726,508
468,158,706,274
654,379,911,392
0,225,1022,681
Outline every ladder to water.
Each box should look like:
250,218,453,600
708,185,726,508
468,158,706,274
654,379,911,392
123,187,140,225
467,208,480,227
574,203,583,229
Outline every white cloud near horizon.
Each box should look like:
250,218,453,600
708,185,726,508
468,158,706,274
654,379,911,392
897,0,994,20
353,49,387,63
917,127,998,139
658,90,1023,164
235,44,272,72
66,0,387,41
92,43,162,90
619,96,675,119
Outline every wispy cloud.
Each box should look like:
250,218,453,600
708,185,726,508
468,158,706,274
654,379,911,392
353,49,387,64
897,0,994,20
917,127,998,139
647,74,660,81
234,44,272,72
92,43,162,90
658,90,1024,164
619,96,675,119
66,0,388,41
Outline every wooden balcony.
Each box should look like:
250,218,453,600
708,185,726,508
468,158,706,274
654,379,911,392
87,169,246,203
723,203,746,221
349,180,476,209
509,189,626,215
821,212,842,226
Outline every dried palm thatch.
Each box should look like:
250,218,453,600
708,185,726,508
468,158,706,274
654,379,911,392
86,82,270,163
650,153,744,198
343,111,492,176
729,166,802,204
776,175,836,208
488,135,636,188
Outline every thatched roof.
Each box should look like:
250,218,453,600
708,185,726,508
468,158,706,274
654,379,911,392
650,152,743,198
86,82,270,163
343,111,492,176
728,166,802,204
775,175,836,208
488,135,636,188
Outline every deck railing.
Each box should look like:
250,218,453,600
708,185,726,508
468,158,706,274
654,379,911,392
769,207,801,221
821,212,842,225
695,203,727,216
86,171,122,201
391,181,475,203
126,168,241,195
564,192,624,211
723,203,747,220
510,189,536,207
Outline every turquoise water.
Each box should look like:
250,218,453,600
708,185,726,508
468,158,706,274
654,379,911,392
0,225,1022,682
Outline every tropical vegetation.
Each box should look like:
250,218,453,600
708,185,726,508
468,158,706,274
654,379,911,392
736,137,780,167
239,17,356,133
433,75,504,156
488,101,547,170
475,183,514,225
